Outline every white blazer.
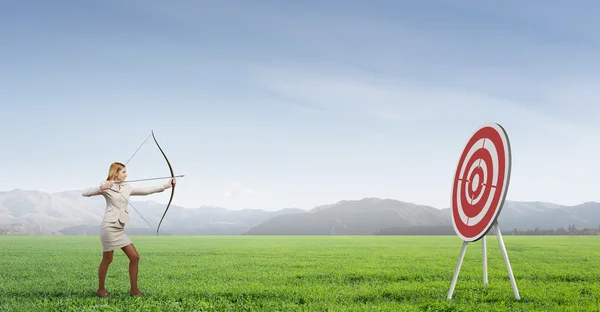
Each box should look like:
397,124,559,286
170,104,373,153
82,183,166,224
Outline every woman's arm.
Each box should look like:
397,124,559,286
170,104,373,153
130,178,176,196
130,184,166,196
82,186,103,197
82,181,113,197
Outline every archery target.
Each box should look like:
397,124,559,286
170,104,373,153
451,123,511,242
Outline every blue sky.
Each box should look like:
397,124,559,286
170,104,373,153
1,0,599,211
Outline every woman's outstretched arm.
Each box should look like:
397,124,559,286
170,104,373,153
82,181,114,197
82,186,102,197
130,178,176,196
130,184,166,196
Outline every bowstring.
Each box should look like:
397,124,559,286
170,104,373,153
114,132,156,231
125,133,152,165
120,190,155,231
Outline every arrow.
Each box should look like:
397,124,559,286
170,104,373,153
113,175,186,184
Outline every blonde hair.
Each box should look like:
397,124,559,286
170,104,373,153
105,162,125,181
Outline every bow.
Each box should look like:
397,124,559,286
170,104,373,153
151,130,175,235
120,130,178,235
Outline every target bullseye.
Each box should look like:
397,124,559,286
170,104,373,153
468,166,484,201
451,123,511,242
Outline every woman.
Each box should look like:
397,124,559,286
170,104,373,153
82,161,176,298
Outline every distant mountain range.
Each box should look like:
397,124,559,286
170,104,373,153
1,189,599,235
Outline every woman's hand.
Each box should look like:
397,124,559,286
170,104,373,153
100,181,114,190
164,177,176,189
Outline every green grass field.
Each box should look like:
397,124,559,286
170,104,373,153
1,235,599,311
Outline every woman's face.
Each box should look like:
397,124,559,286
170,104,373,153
115,167,127,182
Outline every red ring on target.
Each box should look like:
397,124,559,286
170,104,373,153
451,123,511,242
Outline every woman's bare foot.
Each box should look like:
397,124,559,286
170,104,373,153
96,289,111,298
129,289,144,296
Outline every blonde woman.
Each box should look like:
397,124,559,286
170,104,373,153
82,162,175,298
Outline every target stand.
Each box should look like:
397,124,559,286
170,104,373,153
446,123,520,300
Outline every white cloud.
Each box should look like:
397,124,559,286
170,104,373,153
249,58,600,136
250,62,529,122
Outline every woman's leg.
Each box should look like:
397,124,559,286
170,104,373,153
98,251,113,297
121,244,142,295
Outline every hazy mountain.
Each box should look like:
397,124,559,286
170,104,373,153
245,198,451,235
245,198,600,235
436,200,600,231
1,189,599,236
0,189,304,235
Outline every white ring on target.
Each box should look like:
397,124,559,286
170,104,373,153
465,157,488,205
468,159,488,206
455,138,499,225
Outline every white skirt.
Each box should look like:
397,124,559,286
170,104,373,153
100,221,132,252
